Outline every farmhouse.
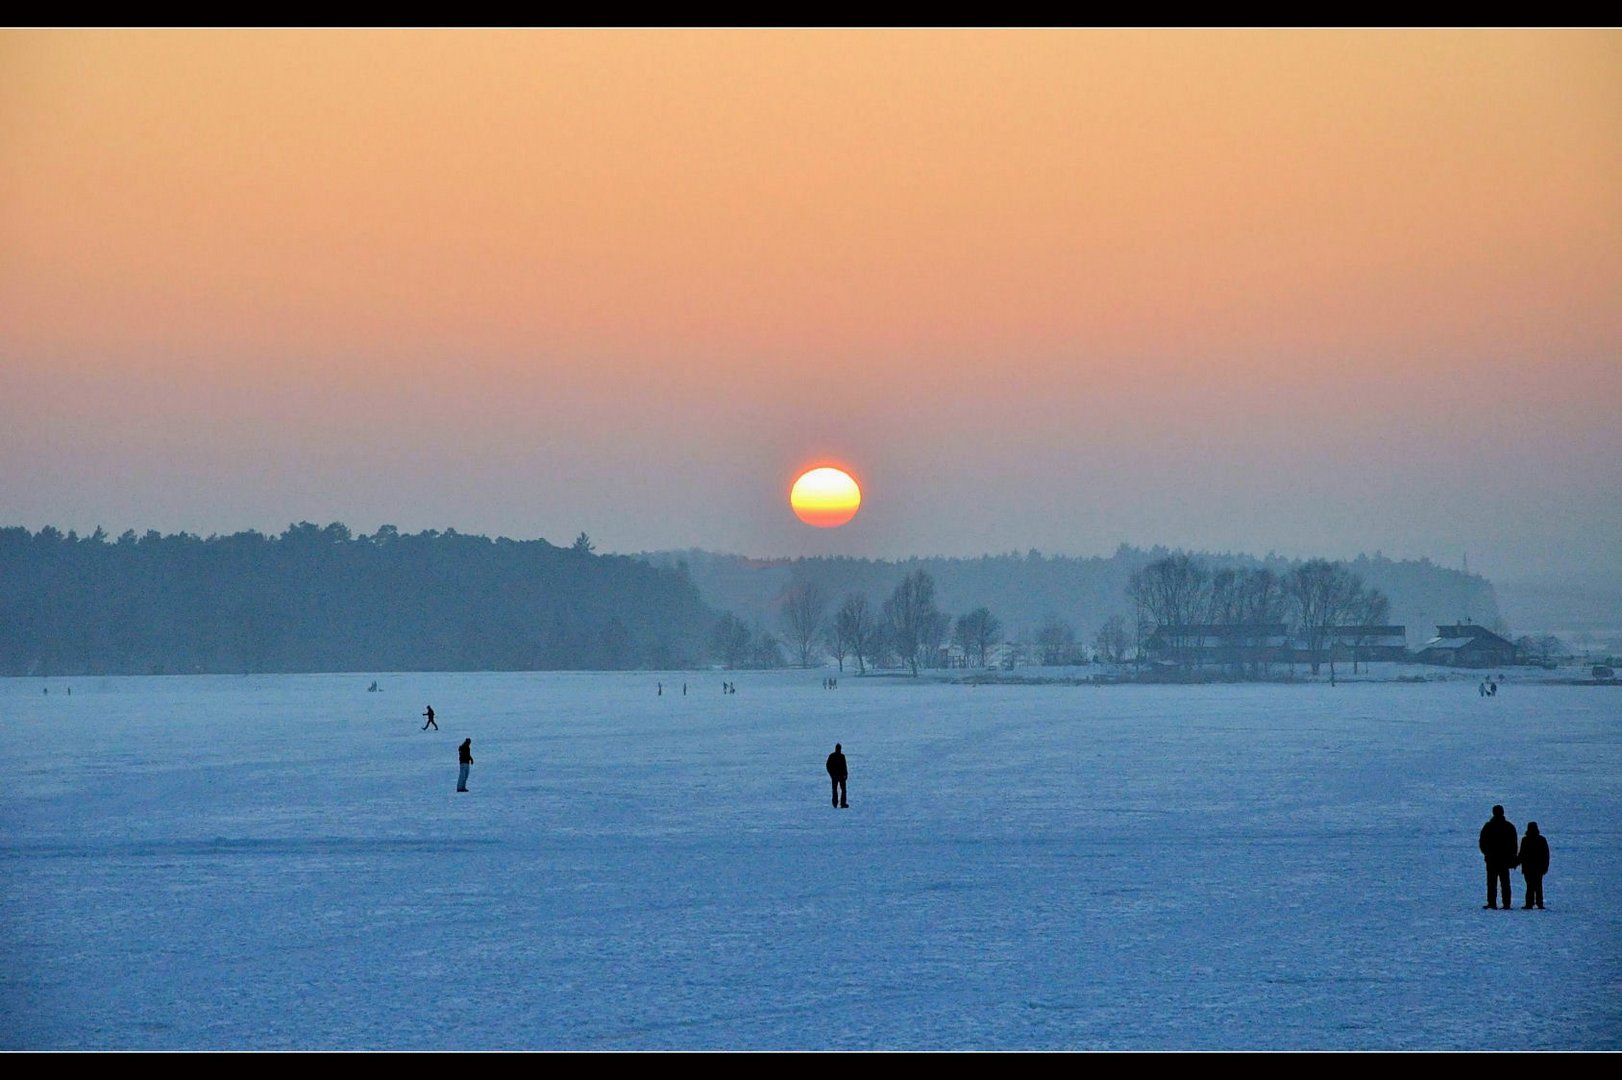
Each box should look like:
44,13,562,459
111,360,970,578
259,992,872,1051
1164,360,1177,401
1143,623,1410,668
1324,625,1410,663
1413,624,1517,668
1142,624,1291,667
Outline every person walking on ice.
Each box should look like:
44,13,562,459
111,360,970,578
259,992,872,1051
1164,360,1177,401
457,738,474,792
826,743,848,809
422,705,437,731
1519,822,1550,909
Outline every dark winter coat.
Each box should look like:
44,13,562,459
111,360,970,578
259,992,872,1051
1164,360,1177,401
826,751,847,781
459,742,473,765
1518,832,1550,877
1479,815,1518,868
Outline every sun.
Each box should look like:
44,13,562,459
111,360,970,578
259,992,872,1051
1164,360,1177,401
790,466,862,528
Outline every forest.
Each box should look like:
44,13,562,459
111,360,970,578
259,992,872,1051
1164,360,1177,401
0,524,715,676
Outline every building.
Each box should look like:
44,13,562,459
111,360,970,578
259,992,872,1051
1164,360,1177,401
1324,625,1409,663
1413,624,1518,668
1143,623,1410,669
1142,624,1292,668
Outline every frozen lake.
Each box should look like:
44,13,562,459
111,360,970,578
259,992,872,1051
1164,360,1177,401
2,671,1618,1049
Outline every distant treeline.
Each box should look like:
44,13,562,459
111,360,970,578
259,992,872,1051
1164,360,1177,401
645,545,1503,650
0,524,716,676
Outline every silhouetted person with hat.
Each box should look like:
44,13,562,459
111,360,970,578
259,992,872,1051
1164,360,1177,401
422,705,437,731
457,738,473,793
1479,804,1519,909
826,743,848,808
1518,822,1550,909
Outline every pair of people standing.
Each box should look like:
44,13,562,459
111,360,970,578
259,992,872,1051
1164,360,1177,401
1479,805,1550,909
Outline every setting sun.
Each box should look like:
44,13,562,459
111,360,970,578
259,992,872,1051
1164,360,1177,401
790,467,862,528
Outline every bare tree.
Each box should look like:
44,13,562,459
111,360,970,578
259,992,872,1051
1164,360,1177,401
749,625,787,669
711,612,752,669
778,579,829,669
882,570,940,676
1129,554,1210,669
1206,567,1242,627
824,625,849,673
1094,614,1130,664
953,606,1002,666
833,592,876,675
1037,615,1080,665
1287,560,1381,679
1520,633,1566,664
1345,587,1391,674
1233,568,1286,676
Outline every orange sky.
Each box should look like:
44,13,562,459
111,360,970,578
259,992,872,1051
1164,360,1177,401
2,30,1618,581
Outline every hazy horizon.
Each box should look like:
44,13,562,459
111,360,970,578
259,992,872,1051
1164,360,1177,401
6,516,1605,593
4,31,1618,587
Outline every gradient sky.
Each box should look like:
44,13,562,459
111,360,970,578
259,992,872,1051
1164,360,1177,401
3,30,1619,583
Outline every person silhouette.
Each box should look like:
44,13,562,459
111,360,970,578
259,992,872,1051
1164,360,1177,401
1518,822,1550,909
1479,804,1519,909
422,705,437,731
826,743,848,808
457,738,473,793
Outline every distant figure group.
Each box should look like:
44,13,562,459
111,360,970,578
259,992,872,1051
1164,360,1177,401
1479,804,1550,909
423,691,849,807
822,677,839,690
1479,678,1498,697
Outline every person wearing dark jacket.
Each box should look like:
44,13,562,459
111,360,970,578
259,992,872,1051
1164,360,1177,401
457,738,473,793
422,705,437,731
826,744,848,809
1479,804,1519,909
1518,822,1550,909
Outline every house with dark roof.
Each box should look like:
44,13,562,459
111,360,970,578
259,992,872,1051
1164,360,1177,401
1325,625,1410,663
1413,624,1517,668
1143,623,1410,668
1142,624,1291,668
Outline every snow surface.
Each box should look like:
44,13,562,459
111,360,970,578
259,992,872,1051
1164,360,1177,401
2,672,1618,1050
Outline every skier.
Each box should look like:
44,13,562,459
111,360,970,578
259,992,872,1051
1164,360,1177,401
826,743,848,809
1479,804,1519,909
457,738,473,793
422,705,437,731
1518,822,1550,910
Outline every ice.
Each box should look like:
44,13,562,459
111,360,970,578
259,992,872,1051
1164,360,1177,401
2,672,1618,1049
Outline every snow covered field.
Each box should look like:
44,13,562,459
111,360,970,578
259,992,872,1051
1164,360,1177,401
3,672,1618,1050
